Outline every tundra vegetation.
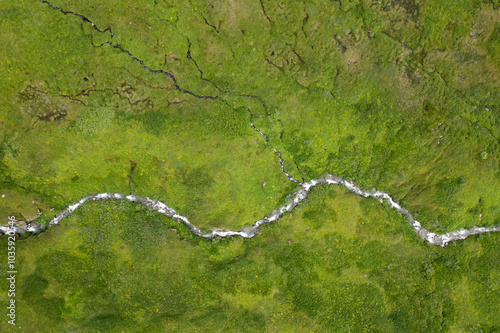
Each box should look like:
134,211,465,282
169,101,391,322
0,0,499,331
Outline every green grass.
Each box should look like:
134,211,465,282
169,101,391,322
0,0,499,331
0,187,498,331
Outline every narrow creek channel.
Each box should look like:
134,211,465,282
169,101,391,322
2,175,499,247
3,1,498,247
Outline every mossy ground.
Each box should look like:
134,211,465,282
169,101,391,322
1,190,499,331
0,0,499,331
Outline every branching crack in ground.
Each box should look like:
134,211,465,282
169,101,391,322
240,106,303,185
25,1,500,247
40,0,301,182
41,0,217,100
186,38,223,93
203,16,220,33
106,41,218,100
276,118,305,182
259,0,272,26
40,0,114,36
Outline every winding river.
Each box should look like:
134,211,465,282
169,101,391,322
2,174,499,247
2,1,499,247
